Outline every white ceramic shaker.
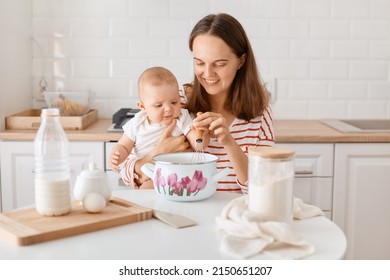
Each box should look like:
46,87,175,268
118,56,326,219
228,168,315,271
248,146,295,223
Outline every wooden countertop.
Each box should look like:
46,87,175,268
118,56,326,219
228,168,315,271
273,120,390,143
1,119,390,143
0,119,122,142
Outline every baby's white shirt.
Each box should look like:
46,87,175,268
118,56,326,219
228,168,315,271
122,108,193,158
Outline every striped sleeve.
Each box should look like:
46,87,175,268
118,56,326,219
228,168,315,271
120,154,140,189
204,107,275,193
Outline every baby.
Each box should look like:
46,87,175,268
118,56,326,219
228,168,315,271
109,66,207,189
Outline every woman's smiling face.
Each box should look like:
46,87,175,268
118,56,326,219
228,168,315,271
192,34,245,98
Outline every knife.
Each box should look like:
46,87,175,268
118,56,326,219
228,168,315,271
153,209,197,228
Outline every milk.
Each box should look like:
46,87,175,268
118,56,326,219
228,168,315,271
35,178,71,216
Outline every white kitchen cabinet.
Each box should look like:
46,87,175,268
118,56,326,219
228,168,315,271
333,143,390,260
278,143,334,219
0,141,104,212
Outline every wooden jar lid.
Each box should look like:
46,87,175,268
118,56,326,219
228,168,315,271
248,146,295,159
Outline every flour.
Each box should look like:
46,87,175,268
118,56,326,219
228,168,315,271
248,176,294,223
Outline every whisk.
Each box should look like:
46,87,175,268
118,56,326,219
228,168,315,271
192,128,206,163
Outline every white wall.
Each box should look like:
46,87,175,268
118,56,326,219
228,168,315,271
0,0,32,130
31,0,390,119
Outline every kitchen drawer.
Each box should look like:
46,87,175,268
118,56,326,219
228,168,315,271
293,177,333,211
281,143,334,219
279,143,334,177
104,141,116,171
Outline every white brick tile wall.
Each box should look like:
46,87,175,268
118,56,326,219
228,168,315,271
241,19,269,38
351,21,389,39
368,82,390,99
329,82,367,100
350,62,388,80
251,0,290,18
111,59,148,78
149,18,190,37
0,0,32,130
170,0,210,17
33,18,71,37
72,59,110,78
371,0,390,19
169,38,192,58
291,40,330,59
130,0,169,17
270,19,309,38
130,38,169,58
53,59,71,78
290,81,328,100
387,103,390,118
71,18,109,38
107,39,130,58
332,0,370,18
310,19,350,38
370,42,390,59
210,0,252,17
272,101,310,119
309,101,348,119
271,61,309,79
291,0,331,18
110,18,148,37
253,40,290,58
349,101,387,118
310,61,349,79
331,41,368,59
28,0,390,119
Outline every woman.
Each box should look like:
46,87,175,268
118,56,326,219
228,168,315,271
121,13,274,193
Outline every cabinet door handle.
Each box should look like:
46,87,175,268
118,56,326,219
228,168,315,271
295,170,314,175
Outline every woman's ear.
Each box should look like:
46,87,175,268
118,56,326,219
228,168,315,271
238,53,247,69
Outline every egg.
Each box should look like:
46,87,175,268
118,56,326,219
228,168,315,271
82,192,107,213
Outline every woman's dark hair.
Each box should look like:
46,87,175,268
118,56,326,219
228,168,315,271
185,13,269,121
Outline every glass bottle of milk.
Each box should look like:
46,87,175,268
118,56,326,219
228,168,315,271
248,146,295,223
34,108,71,216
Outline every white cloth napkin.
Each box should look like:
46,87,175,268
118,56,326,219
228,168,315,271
215,195,324,259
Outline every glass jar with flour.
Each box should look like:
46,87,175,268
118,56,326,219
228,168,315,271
248,146,295,223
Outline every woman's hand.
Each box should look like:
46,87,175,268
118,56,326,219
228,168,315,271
194,111,248,186
153,119,191,154
193,112,234,146
134,119,191,184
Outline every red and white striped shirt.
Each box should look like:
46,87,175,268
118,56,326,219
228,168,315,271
205,107,274,193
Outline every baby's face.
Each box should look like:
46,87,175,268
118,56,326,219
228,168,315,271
139,83,181,125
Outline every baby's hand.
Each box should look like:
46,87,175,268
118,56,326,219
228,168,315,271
109,150,121,173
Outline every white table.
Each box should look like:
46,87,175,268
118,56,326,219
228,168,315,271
0,190,347,260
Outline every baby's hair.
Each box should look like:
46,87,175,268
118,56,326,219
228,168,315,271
138,66,179,99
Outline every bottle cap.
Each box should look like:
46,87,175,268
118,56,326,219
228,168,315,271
41,108,60,117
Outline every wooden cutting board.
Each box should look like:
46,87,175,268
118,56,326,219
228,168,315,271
0,197,152,246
